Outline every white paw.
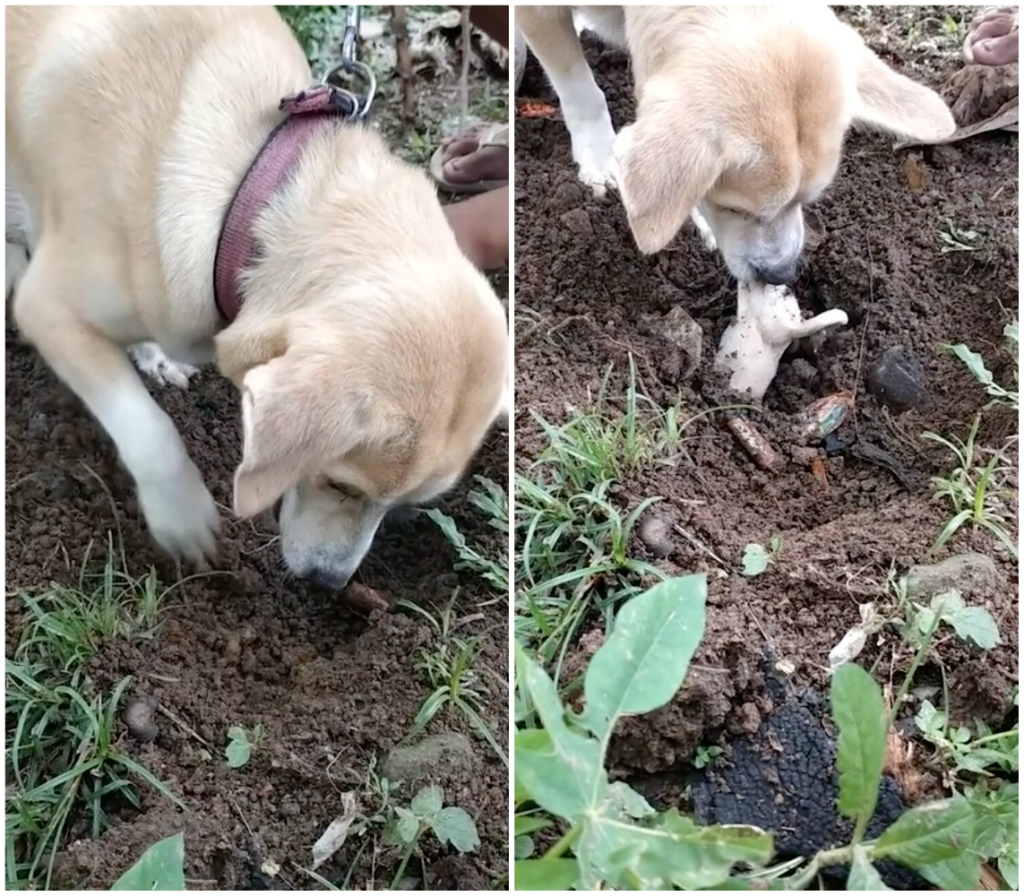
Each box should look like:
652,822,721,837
129,342,199,389
691,209,718,252
571,122,618,198
137,462,220,563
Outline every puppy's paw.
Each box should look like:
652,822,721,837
138,464,220,563
691,210,718,252
571,120,618,198
129,342,199,390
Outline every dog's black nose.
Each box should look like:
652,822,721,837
754,261,799,286
308,566,353,590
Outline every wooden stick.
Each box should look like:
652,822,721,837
391,6,415,125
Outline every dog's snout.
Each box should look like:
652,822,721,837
754,261,799,286
308,566,353,590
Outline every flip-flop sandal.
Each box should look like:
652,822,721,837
963,6,1019,66
429,122,509,195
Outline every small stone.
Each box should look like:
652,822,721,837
383,732,477,788
904,553,1001,599
27,412,50,440
224,635,241,663
551,180,583,211
559,208,593,237
122,696,159,743
638,511,675,558
661,305,703,382
865,345,927,412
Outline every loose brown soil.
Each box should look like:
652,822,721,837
515,3,1017,808
5,16,509,892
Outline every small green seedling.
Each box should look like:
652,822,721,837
110,833,185,891
693,745,723,769
940,320,1019,411
741,536,782,576
906,589,1002,651
387,785,479,888
225,724,266,769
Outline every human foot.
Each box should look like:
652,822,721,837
430,123,509,194
964,6,1019,66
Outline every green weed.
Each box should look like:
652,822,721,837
740,536,782,577
5,548,184,890
400,597,507,767
225,723,267,769
938,219,985,254
110,833,185,891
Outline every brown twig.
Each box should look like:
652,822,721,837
391,6,415,125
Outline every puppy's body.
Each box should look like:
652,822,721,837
7,6,508,587
516,5,956,282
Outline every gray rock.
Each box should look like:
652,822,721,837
904,553,1001,599
865,345,927,412
559,208,593,237
382,732,477,787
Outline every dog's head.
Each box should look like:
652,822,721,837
224,284,507,588
614,7,957,282
216,131,508,589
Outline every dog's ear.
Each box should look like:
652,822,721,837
851,40,956,142
232,355,408,518
614,100,726,255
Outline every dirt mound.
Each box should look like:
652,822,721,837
514,13,1018,790
6,314,508,888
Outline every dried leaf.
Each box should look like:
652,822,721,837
311,792,359,871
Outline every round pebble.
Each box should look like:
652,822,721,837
865,345,927,412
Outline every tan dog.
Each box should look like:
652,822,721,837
516,6,957,283
6,6,509,589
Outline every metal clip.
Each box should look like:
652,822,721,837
322,5,376,119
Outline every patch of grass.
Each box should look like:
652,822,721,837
400,596,507,767
5,544,184,890
515,359,709,682
425,475,508,595
276,5,346,76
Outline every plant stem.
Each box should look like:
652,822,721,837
785,845,854,890
885,611,942,737
390,842,417,890
542,822,582,860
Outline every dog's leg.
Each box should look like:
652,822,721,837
785,308,849,341
518,5,617,196
13,244,220,561
129,341,200,390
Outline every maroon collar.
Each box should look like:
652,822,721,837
213,85,358,322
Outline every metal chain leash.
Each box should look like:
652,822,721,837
322,5,377,119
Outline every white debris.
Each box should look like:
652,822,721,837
311,792,359,871
715,282,849,401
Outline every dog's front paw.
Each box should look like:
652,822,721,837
129,342,199,390
571,120,618,198
138,464,220,563
690,209,718,252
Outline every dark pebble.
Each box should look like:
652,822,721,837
865,345,927,412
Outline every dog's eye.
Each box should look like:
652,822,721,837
326,480,360,500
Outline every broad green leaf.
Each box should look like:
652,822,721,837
847,845,890,890
946,606,1001,649
998,855,1018,889
948,344,994,386
514,644,607,819
432,806,480,853
741,545,769,577
577,810,772,890
968,784,1018,858
578,574,707,740
606,781,655,819
917,850,981,889
225,737,251,769
514,858,579,890
873,796,975,867
111,832,186,890
411,784,443,818
394,806,419,844
831,663,886,830
514,835,534,860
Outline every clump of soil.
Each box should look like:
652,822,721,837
515,5,1017,792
